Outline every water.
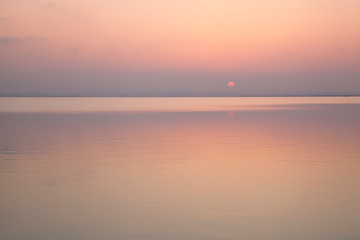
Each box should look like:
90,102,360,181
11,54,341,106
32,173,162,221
1,97,360,240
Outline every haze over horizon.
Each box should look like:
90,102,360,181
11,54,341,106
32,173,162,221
1,0,360,97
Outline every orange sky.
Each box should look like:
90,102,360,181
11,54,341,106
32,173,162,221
1,0,360,96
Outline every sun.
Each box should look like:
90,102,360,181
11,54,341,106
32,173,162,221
227,81,235,87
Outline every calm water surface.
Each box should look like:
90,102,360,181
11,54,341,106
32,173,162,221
1,97,360,240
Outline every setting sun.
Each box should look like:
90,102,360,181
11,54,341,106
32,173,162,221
227,81,235,87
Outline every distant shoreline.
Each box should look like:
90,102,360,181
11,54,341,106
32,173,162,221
1,95,359,98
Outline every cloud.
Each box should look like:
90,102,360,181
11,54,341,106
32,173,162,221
0,37,20,46
40,2,93,25
23,36,46,41
0,36,46,46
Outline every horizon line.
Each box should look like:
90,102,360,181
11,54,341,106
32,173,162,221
1,95,360,98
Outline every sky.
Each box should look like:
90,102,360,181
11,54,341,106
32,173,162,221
1,0,360,96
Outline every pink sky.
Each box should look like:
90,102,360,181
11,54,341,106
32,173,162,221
1,0,360,96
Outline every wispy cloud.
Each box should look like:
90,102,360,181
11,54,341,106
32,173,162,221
0,36,46,46
0,37,20,46
39,2,92,24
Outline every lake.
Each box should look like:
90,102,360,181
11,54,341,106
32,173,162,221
1,97,360,240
